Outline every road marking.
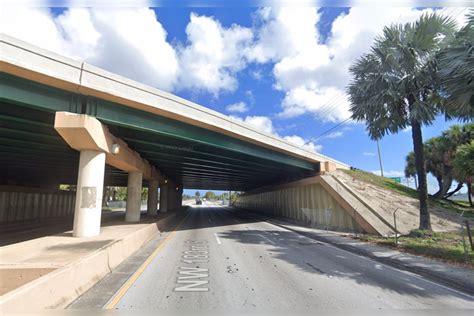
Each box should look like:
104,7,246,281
251,214,474,300
104,212,190,309
176,240,209,291
175,267,209,292
214,232,222,245
257,233,275,244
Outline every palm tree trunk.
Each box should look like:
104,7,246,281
468,182,473,208
411,119,431,230
439,175,453,198
433,176,443,198
444,182,463,198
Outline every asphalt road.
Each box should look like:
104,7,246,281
73,203,474,312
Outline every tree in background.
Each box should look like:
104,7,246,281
348,13,459,230
113,187,128,201
404,123,473,199
205,191,216,201
452,141,474,207
195,191,201,198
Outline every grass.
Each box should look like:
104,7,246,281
356,230,474,267
341,169,474,219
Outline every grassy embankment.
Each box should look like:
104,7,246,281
341,169,473,266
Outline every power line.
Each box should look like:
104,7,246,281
304,117,352,145
293,91,346,128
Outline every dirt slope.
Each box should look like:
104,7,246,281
332,170,468,234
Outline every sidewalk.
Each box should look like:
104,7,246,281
246,210,474,295
0,209,185,310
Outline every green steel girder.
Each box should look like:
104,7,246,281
122,137,301,174
0,73,77,113
0,145,77,158
0,137,71,152
0,73,317,170
0,152,75,163
146,159,277,178
138,150,282,174
0,127,65,145
0,73,320,190
104,118,315,171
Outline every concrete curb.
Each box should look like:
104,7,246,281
0,212,180,311
246,211,474,296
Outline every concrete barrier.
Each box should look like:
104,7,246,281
0,212,179,310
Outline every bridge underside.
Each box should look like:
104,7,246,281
0,74,319,191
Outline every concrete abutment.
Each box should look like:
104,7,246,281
235,173,395,236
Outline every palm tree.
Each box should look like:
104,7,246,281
438,9,474,117
348,13,460,230
453,141,474,207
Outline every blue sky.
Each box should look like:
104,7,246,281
2,3,469,194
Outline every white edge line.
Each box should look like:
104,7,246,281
214,232,222,245
257,233,275,245
243,212,474,300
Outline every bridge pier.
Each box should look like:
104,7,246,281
73,150,106,237
54,112,168,235
147,179,159,216
168,183,176,210
125,171,143,223
159,181,168,212
177,187,183,208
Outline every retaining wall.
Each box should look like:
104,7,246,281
0,190,75,223
235,179,363,233
235,174,396,235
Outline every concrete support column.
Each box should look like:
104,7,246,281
159,183,168,213
178,188,183,208
125,171,143,222
147,179,159,216
168,183,177,210
73,150,106,237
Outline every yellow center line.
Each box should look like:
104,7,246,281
104,212,190,309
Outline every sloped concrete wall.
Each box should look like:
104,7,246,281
0,190,75,223
235,180,363,233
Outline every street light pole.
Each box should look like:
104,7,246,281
377,139,384,177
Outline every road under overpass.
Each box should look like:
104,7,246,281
0,34,349,237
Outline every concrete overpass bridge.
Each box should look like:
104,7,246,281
0,34,353,238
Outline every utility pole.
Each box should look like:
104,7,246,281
376,139,384,177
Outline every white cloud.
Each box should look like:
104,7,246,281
280,87,351,122
3,5,468,111
1,7,179,91
87,8,179,91
247,7,322,63
226,101,249,113
249,7,470,123
245,90,255,105
1,8,256,95
230,115,275,134
177,13,253,96
371,170,404,177
363,152,376,156
250,70,262,80
283,135,322,153
230,115,322,152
